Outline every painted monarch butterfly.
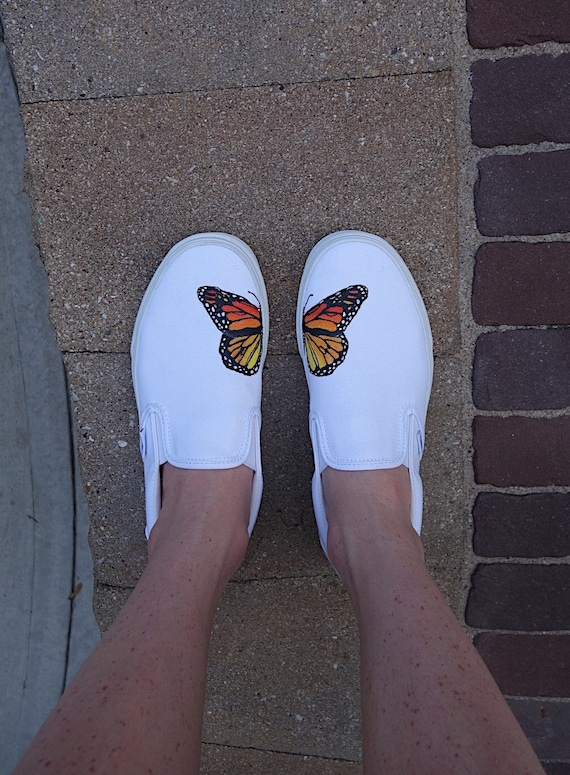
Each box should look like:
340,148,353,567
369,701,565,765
197,286,263,376
302,284,368,376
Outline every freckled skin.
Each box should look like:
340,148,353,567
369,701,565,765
323,467,545,775
13,466,252,775
14,465,545,775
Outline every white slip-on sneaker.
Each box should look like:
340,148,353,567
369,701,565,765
296,230,433,558
131,233,269,539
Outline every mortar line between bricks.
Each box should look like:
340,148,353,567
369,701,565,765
473,142,570,159
465,627,570,641
464,42,570,63
473,324,570,333
471,628,570,637
507,694,570,702
505,696,570,703
16,66,453,108
473,409,570,418
475,485,570,495
471,233,570,244
471,556,570,566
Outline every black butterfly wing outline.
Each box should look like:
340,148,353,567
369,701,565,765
197,286,263,375
302,285,368,376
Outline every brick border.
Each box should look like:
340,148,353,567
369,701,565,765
465,1,570,768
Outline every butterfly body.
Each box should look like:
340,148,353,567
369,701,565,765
198,286,263,375
302,285,368,376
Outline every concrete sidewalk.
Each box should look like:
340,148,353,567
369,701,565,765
0,2,465,771
5,0,563,772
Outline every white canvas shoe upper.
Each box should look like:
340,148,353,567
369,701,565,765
296,231,433,556
131,233,269,539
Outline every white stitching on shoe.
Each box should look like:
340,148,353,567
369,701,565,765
310,403,415,469
140,403,260,468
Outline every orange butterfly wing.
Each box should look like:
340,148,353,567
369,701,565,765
302,285,368,376
198,287,263,375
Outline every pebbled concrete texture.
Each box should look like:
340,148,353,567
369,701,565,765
2,0,451,101
205,577,360,758
0,0,472,768
21,74,457,357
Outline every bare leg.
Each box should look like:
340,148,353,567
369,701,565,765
14,463,252,775
323,466,545,775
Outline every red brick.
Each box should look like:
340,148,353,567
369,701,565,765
472,242,570,326
466,563,570,631
473,493,570,559
508,699,570,761
475,150,570,237
473,330,570,410
475,633,570,697
471,54,570,147
473,416,570,487
467,0,570,48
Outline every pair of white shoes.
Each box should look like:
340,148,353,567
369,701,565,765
131,231,433,558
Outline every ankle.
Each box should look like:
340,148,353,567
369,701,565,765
322,467,424,584
147,464,252,580
323,466,413,526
